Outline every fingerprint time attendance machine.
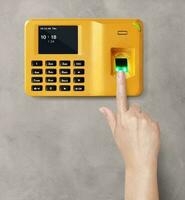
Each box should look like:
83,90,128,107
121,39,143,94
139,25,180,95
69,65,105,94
24,19,143,96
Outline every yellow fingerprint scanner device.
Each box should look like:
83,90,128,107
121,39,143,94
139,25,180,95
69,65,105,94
24,19,143,96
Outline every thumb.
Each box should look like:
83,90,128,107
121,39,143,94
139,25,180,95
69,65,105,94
99,107,116,133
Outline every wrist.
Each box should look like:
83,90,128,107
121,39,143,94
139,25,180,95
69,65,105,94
125,160,158,176
124,161,159,200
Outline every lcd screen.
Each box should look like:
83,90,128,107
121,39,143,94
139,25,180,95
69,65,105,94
38,26,78,54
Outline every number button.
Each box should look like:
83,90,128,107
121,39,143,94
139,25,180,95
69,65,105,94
73,77,84,83
45,85,57,91
46,60,56,66
31,60,42,66
32,77,43,83
73,69,84,75
59,77,71,83
32,69,43,75
46,77,57,83
74,85,85,91
46,69,57,75
74,60,85,66
60,60,71,66
60,69,71,75
32,85,43,91
60,85,71,91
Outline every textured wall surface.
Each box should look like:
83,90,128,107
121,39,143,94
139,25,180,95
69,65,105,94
0,0,185,199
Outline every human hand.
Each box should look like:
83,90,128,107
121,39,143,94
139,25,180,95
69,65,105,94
99,72,160,171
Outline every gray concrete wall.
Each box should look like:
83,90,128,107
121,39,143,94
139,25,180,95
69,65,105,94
0,0,185,199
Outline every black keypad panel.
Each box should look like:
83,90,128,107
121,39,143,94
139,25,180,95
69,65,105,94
74,60,85,66
46,60,56,66
31,60,43,66
73,69,84,75
46,77,57,83
74,85,85,91
32,69,43,75
46,69,57,75
46,85,57,91
59,77,71,83
73,77,84,83
60,85,71,91
32,85,43,91
60,69,71,75
32,77,43,83
60,60,71,66
30,59,86,93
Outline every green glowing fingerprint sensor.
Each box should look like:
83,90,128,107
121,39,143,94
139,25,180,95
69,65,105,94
115,58,128,72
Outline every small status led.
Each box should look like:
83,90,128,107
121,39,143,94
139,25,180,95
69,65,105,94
115,58,128,72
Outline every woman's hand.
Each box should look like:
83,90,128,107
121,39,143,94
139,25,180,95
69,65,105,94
99,72,160,200
99,72,160,171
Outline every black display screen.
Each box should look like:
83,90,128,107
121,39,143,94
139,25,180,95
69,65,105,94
38,26,78,54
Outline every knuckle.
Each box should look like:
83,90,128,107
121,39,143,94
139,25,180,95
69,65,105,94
131,103,140,109
141,118,147,124
130,115,137,122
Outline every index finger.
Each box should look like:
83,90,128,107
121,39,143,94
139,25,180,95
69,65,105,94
116,72,128,114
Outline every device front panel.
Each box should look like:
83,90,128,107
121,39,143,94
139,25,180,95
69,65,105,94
25,19,143,96
25,19,95,96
